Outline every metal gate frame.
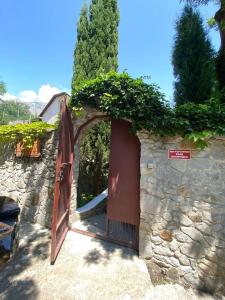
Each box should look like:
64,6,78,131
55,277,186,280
50,97,74,264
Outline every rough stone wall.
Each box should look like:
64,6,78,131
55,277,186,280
138,132,225,295
0,132,58,228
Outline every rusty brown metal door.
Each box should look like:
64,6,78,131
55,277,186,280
51,99,74,264
107,119,140,248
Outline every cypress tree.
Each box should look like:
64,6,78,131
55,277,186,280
172,5,215,105
71,3,90,91
182,0,225,96
89,0,119,77
71,0,120,204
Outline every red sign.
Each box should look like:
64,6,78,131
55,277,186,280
168,150,191,160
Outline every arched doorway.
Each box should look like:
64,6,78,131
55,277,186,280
72,117,140,250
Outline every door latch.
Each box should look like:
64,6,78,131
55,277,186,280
57,170,64,182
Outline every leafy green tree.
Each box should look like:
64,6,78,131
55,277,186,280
71,3,90,91
183,0,225,95
172,5,215,105
0,100,31,125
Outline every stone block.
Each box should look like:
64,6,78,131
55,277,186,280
154,245,172,257
181,227,209,248
195,223,212,236
151,235,163,245
153,254,180,268
166,267,180,282
160,230,173,242
180,242,205,259
175,233,192,243
169,240,179,252
139,239,153,259
179,255,191,266
184,272,200,287
180,215,192,227
187,211,203,223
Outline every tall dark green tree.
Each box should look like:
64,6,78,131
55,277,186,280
182,0,225,96
71,3,90,91
89,0,119,78
172,5,215,105
71,0,119,205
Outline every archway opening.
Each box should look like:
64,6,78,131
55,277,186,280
72,118,140,250
0,197,20,269
77,120,110,208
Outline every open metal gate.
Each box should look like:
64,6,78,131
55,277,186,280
72,119,140,250
51,98,74,264
106,119,140,249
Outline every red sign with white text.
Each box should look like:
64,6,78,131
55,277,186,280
168,150,191,160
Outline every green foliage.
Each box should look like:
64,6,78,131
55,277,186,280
88,0,119,79
77,121,110,202
70,72,225,148
71,0,119,91
172,5,215,105
78,193,95,208
182,0,225,95
71,3,90,90
0,122,55,147
0,82,6,96
0,100,32,125
208,17,217,28
71,72,173,134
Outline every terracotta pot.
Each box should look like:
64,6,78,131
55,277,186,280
15,139,41,158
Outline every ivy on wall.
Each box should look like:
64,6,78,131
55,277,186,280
0,122,56,147
70,72,225,148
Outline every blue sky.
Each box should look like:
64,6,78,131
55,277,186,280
0,0,220,103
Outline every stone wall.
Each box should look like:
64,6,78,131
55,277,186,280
0,132,58,228
138,132,225,295
2,108,225,295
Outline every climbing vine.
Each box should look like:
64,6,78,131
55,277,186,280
0,122,56,147
70,72,225,148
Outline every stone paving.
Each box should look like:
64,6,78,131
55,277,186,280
0,223,151,300
0,222,221,300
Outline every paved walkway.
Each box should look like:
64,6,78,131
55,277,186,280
0,222,220,300
0,223,151,300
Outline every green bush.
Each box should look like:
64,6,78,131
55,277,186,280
70,72,225,148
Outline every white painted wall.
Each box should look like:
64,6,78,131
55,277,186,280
41,98,61,124
41,94,70,124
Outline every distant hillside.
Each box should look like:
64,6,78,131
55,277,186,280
0,100,41,124
26,101,45,116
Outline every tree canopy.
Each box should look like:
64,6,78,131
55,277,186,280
71,4,90,90
182,0,225,96
0,100,31,125
172,5,215,105
0,82,6,96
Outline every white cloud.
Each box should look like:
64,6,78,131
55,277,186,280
38,85,62,103
2,84,64,103
18,90,38,102
1,92,17,101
